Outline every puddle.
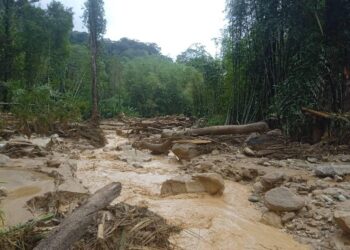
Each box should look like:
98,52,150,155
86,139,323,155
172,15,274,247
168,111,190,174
0,168,55,226
77,132,310,250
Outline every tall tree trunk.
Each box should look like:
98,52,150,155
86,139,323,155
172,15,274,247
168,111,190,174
90,21,99,124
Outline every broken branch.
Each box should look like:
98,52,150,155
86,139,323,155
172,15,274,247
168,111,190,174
34,182,122,250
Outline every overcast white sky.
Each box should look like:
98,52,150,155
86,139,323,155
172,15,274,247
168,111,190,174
39,0,226,58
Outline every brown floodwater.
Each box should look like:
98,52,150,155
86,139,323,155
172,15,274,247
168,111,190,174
77,131,310,250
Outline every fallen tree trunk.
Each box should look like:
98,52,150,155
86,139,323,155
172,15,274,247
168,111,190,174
162,122,269,137
34,182,122,250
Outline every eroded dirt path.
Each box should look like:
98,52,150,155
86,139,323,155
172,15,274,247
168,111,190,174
76,125,308,249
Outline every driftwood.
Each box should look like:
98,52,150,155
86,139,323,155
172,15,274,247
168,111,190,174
163,122,269,138
133,138,213,155
302,107,350,123
34,182,122,250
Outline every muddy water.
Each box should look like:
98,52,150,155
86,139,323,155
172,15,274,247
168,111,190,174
77,130,309,250
0,168,55,226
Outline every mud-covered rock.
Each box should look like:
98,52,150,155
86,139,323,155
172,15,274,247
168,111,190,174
334,211,350,234
281,212,296,224
47,159,61,168
264,187,305,212
261,211,282,228
243,147,255,157
161,173,225,196
171,143,200,160
0,140,48,158
192,173,225,195
261,172,285,189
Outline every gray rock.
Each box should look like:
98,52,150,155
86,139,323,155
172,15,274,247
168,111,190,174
248,195,260,203
264,187,305,212
0,154,10,166
336,194,347,202
314,164,350,178
307,157,318,164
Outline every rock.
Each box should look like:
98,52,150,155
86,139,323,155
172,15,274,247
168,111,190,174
253,182,265,193
336,195,347,202
192,173,225,195
262,162,271,167
171,143,200,160
266,129,282,136
261,172,284,189
281,212,296,224
307,157,318,164
340,155,350,163
243,147,255,157
335,175,343,182
132,163,144,169
334,211,350,234
315,164,350,178
0,186,8,197
264,187,305,212
241,168,259,181
161,173,225,196
261,211,282,228
161,177,189,195
47,159,61,168
248,195,260,202
0,153,10,166
0,129,15,140
211,149,220,155
0,140,48,158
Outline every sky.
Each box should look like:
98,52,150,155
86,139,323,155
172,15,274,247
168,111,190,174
39,0,227,58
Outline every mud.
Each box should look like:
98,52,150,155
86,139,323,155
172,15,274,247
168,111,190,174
76,127,309,250
1,117,350,249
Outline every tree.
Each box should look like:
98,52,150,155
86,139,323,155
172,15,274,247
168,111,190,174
83,0,106,123
46,1,73,92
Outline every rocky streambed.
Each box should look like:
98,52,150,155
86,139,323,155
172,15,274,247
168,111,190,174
0,117,349,249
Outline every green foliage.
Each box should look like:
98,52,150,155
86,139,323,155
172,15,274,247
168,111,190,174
11,85,82,133
224,0,350,137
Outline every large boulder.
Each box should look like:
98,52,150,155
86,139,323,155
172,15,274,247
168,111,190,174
161,173,225,196
171,143,200,160
264,187,305,212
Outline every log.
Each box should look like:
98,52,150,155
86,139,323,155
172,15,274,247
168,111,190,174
34,182,122,250
162,122,269,137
